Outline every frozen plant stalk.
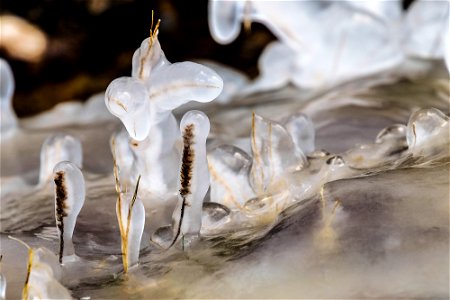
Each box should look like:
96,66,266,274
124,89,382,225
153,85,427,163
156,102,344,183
105,15,223,194
53,161,85,264
171,111,210,246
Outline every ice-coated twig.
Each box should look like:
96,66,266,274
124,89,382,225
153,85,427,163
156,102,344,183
105,15,223,194
0,58,18,139
170,111,211,247
112,141,145,273
8,236,72,300
53,161,85,264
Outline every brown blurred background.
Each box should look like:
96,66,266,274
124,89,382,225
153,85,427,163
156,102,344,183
0,0,413,117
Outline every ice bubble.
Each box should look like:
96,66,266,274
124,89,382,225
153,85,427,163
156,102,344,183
53,161,86,264
406,108,449,157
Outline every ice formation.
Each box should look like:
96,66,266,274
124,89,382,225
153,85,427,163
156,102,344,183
53,161,86,264
208,0,449,95
170,111,211,247
105,18,223,194
0,58,18,139
0,3,449,300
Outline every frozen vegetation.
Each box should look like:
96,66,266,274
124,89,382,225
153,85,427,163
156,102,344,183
0,1,449,299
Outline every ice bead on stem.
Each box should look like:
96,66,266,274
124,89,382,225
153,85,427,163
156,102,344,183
0,58,18,138
116,176,145,273
171,111,211,246
40,134,82,184
208,145,255,209
250,113,306,195
406,108,450,157
53,161,85,264
8,237,72,300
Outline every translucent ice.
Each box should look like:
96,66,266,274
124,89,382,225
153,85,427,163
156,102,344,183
0,273,5,300
105,24,223,194
116,176,145,273
8,238,71,299
40,134,83,185
53,161,86,264
171,111,211,244
283,112,315,155
406,108,450,158
403,0,449,60
208,0,245,44
208,145,255,209
0,58,18,138
250,113,306,195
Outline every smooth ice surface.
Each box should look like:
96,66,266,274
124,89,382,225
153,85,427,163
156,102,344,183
0,58,17,138
403,0,449,59
172,111,211,239
40,134,83,185
116,190,146,272
53,161,86,262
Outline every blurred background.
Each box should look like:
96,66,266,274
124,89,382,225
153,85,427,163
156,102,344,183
1,0,413,117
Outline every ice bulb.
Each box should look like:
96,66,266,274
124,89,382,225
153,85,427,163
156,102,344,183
0,58,17,137
53,161,85,264
171,111,211,245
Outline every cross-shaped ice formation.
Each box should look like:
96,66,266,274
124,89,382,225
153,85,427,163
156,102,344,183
105,20,223,194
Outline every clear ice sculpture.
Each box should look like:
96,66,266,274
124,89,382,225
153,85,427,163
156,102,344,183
208,0,449,94
112,144,145,273
105,18,223,194
209,1,404,91
53,161,86,264
0,58,18,139
170,111,211,246
8,237,72,299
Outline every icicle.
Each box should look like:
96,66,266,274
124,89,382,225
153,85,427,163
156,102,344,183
0,271,5,300
39,134,83,185
171,111,211,247
0,58,18,138
53,161,85,264
8,237,72,300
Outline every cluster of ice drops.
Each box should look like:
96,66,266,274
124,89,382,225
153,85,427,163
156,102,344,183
1,2,449,298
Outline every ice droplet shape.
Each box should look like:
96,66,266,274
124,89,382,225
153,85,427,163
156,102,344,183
208,144,255,209
406,108,450,157
0,58,18,137
208,0,244,44
105,77,150,141
53,161,85,264
172,111,211,242
39,134,83,184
